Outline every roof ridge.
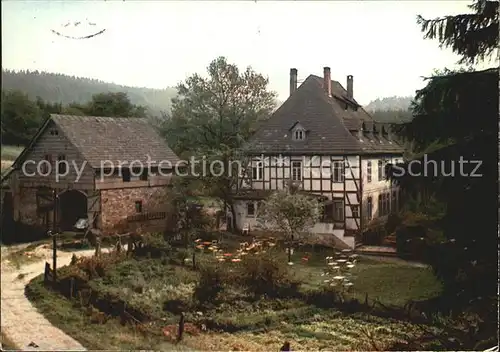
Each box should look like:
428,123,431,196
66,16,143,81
50,113,148,120
245,73,403,155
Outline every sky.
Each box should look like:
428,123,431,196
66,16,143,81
0,0,485,105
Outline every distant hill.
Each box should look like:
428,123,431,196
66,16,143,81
364,96,414,123
364,96,413,112
1,69,177,116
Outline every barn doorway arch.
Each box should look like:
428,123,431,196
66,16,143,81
58,190,87,231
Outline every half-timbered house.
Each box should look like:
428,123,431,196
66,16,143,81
2,114,180,237
233,67,404,248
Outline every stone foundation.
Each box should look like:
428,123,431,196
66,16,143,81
11,185,172,236
100,186,169,235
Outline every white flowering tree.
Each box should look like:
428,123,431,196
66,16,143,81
256,183,322,262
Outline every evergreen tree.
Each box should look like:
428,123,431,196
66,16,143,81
1,90,43,145
392,0,498,321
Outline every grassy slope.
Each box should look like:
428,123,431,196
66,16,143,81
26,276,189,351
25,245,442,350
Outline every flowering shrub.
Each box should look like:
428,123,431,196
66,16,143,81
192,237,297,300
238,251,297,297
255,187,323,262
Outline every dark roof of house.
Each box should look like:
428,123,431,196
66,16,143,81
14,114,180,169
246,74,404,155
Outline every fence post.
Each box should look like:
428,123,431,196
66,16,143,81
177,312,185,342
44,262,50,284
52,232,57,285
280,341,291,351
69,277,75,298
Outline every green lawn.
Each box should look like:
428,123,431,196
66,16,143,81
24,235,445,351
26,277,190,351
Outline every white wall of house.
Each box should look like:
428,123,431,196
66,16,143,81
234,153,402,248
232,199,355,248
242,155,355,197
361,156,403,223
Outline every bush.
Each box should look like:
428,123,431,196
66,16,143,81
385,213,402,234
133,233,172,258
361,228,387,245
77,252,126,279
396,225,429,261
170,248,190,266
193,263,229,303
237,252,298,297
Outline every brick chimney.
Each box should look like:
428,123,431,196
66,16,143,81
347,75,353,99
290,68,298,96
323,67,331,96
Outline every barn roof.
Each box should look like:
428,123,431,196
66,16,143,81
13,114,180,169
246,73,404,155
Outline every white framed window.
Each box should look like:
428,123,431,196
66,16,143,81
252,163,264,180
366,196,373,220
293,128,305,141
333,200,344,222
291,161,302,181
378,194,383,216
367,161,372,183
378,193,390,216
351,205,360,218
378,160,384,181
247,202,256,217
321,203,334,223
332,161,345,183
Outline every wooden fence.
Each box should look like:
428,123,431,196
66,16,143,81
127,212,166,223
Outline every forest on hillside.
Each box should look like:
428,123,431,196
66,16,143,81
364,96,413,112
1,90,151,146
365,96,414,123
1,69,177,116
2,69,414,121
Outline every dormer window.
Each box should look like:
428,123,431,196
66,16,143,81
294,129,305,140
290,122,307,141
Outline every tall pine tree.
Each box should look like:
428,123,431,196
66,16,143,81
392,0,498,317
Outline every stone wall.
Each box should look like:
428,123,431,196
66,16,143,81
100,186,170,235
18,187,40,226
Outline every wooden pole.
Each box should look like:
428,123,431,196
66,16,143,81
52,190,57,284
177,312,185,342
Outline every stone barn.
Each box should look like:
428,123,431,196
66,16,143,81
1,114,181,238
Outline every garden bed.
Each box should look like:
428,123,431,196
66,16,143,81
25,234,445,350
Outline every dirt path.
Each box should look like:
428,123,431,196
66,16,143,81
1,246,104,351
